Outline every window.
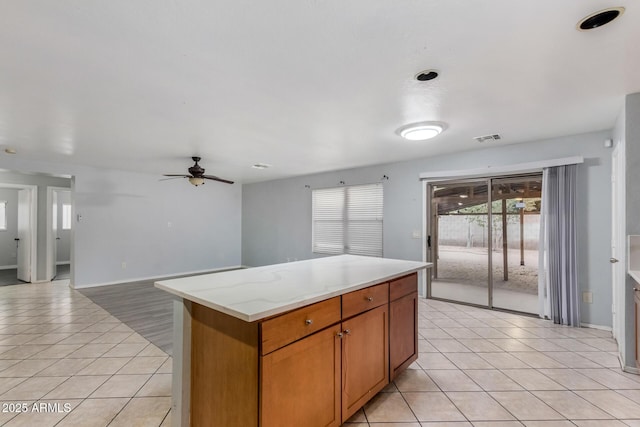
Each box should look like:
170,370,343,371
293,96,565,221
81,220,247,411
0,201,6,231
312,183,383,257
62,204,72,230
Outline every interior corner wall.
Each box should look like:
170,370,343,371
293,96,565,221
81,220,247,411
242,130,613,327
0,159,242,287
624,92,640,368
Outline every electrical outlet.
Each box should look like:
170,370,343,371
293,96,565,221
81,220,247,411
121,262,127,270
582,291,593,304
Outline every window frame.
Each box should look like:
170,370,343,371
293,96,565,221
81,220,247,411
311,183,383,257
0,200,6,231
62,204,72,230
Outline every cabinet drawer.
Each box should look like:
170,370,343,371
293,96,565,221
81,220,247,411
390,273,417,301
342,283,389,319
261,297,341,355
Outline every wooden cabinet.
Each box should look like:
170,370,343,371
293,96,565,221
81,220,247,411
341,304,389,422
261,325,342,427
189,273,417,426
389,274,418,379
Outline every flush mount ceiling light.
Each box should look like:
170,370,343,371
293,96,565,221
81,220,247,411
4,148,17,154
396,122,446,141
577,7,624,30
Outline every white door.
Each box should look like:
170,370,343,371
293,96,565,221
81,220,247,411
17,189,31,282
48,191,58,280
611,142,626,357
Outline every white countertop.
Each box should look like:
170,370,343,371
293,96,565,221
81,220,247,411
155,255,430,321
630,270,640,284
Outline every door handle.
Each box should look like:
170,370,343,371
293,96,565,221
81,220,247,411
610,258,619,263
427,235,431,248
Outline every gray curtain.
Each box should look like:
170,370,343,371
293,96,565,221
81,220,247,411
544,164,580,326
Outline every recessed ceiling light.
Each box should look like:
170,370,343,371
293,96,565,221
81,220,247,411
577,7,624,31
252,163,271,169
396,122,446,141
459,194,468,199
415,70,439,81
4,148,17,154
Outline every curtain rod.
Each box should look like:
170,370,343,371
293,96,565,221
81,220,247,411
419,156,584,182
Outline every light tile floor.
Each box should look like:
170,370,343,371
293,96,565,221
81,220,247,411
0,281,171,427
1,281,639,426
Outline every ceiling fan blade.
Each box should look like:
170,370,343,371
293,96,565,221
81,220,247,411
203,175,234,184
163,174,190,177
159,176,187,181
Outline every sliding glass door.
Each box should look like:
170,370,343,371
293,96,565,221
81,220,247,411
429,180,490,307
427,174,542,314
490,176,542,313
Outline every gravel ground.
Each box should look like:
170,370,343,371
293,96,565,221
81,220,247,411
434,245,539,294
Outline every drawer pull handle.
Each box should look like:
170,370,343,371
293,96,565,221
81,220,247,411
305,319,313,325
366,296,373,302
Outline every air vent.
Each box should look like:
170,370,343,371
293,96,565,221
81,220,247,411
473,134,502,143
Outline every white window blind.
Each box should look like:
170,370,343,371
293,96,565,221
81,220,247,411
0,201,6,231
312,183,383,257
62,204,72,230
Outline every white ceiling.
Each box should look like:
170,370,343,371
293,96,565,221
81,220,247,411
1,1,638,183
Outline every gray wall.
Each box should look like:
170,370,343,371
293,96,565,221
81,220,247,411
242,130,613,327
624,92,640,367
0,172,72,280
0,161,242,287
0,188,19,267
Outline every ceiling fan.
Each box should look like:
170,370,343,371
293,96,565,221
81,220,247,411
163,157,234,186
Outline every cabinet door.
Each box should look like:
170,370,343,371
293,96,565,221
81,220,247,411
342,304,389,422
390,291,418,379
261,325,342,427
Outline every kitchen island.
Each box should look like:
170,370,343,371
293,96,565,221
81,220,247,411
156,254,430,426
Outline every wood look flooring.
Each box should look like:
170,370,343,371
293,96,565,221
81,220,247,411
0,264,70,286
79,279,177,355
78,268,240,356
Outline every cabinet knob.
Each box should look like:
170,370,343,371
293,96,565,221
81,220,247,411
634,288,639,292
344,329,351,335
305,319,313,325
366,296,373,302
336,332,343,338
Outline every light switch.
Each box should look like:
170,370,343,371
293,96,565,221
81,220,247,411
412,230,421,239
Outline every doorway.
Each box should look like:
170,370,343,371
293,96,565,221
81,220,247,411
0,184,37,285
47,187,72,281
427,174,542,314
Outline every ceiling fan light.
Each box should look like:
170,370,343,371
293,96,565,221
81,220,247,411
397,122,446,141
189,177,205,186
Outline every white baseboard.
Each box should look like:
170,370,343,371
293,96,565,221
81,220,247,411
580,322,612,332
72,265,245,289
0,265,17,270
56,261,70,266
